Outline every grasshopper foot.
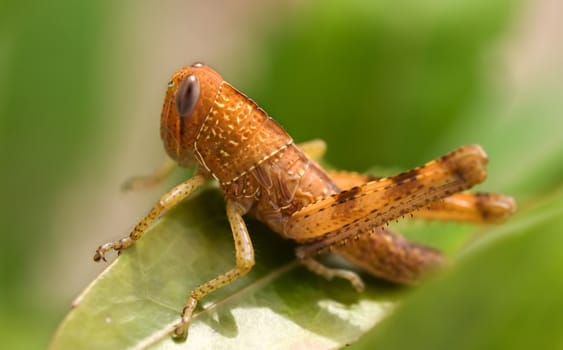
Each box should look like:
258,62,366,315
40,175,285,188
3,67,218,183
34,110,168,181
93,249,106,262
93,238,133,262
299,256,365,292
171,298,197,341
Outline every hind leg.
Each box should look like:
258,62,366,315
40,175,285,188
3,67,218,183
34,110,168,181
327,171,515,224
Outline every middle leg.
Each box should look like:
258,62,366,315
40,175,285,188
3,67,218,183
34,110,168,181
172,199,255,339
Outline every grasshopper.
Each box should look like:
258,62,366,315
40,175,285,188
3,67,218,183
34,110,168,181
94,62,516,339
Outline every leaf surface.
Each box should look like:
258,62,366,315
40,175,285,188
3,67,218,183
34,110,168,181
50,189,398,349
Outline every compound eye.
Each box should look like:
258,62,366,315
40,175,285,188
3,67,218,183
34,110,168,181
175,74,200,118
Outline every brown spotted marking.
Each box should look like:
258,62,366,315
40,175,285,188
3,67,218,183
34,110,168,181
335,186,362,203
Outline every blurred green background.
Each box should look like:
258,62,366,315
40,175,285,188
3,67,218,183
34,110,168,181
1,0,562,348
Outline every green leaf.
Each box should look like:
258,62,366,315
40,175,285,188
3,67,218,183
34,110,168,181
349,188,563,350
50,188,400,349
249,0,518,171
48,1,562,349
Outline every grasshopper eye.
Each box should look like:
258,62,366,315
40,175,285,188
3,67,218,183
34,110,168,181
175,74,200,118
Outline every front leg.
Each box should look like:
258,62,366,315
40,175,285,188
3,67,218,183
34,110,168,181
93,173,208,261
172,199,255,339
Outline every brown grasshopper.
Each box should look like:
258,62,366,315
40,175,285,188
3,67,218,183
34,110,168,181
94,62,516,339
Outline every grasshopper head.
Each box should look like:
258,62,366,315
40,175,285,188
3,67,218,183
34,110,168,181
160,62,223,167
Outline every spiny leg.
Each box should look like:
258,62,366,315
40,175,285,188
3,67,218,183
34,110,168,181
288,145,490,287
93,173,208,261
297,169,447,287
327,171,516,224
121,157,177,191
172,199,255,339
285,145,489,241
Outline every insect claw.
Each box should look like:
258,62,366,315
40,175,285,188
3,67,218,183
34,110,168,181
352,278,365,292
171,321,190,341
170,298,197,341
93,250,106,262
171,325,189,342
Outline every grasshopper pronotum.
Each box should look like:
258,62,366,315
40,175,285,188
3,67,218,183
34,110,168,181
94,63,515,338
